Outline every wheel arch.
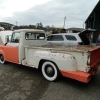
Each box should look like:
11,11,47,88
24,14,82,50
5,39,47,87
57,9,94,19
0,50,6,59
40,59,61,81
38,59,60,71
0,50,7,64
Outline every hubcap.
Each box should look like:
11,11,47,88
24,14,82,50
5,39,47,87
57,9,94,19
45,65,55,77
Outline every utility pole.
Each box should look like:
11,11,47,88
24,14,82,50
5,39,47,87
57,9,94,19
63,16,66,28
16,21,18,26
83,22,85,29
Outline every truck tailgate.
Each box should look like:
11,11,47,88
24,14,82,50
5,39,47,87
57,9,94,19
89,46,100,68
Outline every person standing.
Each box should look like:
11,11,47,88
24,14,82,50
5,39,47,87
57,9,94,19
96,34,100,46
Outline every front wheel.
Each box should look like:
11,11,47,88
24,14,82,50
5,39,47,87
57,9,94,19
42,61,60,81
0,54,6,64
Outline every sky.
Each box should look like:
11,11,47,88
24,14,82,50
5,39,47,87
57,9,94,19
0,0,99,29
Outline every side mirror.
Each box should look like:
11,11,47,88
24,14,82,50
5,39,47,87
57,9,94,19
47,38,50,41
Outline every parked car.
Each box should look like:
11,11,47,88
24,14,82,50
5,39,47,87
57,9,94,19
47,29,97,46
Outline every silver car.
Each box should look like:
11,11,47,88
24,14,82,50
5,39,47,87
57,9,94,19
47,33,82,46
47,29,97,46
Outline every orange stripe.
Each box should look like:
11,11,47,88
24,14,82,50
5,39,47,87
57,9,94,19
6,46,19,64
0,45,19,64
60,70,91,83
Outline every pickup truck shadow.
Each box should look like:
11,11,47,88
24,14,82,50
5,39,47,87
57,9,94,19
0,63,50,100
1,62,100,88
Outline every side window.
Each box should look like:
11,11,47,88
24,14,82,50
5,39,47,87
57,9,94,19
47,35,53,41
25,32,45,40
47,35,64,41
11,32,20,43
65,35,77,41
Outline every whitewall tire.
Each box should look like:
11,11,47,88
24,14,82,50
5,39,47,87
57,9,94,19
42,61,60,81
0,54,6,64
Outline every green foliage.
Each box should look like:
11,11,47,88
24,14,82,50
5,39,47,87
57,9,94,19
0,22,66,33
13,25,36,30
1,25,11,30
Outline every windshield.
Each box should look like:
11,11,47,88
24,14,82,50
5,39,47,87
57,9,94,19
11,32,20,43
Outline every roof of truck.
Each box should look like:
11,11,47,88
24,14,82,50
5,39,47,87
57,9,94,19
14,29,45,32
49,33,79,36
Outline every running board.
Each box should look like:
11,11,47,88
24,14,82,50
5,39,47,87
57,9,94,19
22,59,35,68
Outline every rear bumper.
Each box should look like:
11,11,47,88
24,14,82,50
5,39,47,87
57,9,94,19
60,61,100,83
60,70,91,83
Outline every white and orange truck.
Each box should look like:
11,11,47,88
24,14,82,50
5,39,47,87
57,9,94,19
0,29,100,83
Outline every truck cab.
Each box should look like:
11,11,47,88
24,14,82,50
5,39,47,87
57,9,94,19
0,29,47,64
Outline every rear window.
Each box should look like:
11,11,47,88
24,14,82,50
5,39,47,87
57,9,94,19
47,35,64,41
25,32,45,40
65,35,77,41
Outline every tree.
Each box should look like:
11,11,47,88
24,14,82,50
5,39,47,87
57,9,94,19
36,23,40,28
36,22,43,29
39,22,43,29
45,25,50,31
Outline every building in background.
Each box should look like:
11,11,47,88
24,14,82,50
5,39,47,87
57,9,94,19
0,22,14,30
66,27,84,33
85,0,100,43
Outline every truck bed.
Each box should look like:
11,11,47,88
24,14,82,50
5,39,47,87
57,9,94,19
25,44,97,52
25,44,100,71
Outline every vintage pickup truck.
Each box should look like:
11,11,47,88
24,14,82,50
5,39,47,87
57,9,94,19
0,29,100,83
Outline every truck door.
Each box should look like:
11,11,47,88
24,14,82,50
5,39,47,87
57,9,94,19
6,32,20,64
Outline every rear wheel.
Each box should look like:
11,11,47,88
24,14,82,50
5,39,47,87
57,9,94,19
42,61,60,81
0,54,6,64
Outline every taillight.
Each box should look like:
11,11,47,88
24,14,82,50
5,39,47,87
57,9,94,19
78,42,83,45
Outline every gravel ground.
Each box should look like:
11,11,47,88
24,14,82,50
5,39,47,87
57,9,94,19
0,63,100,100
